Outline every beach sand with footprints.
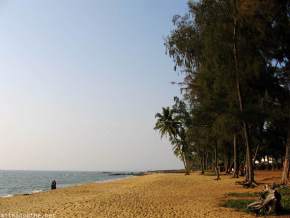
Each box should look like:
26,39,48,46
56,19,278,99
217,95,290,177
0,171,282,218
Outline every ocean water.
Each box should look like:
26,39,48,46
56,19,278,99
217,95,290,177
0,170,130,197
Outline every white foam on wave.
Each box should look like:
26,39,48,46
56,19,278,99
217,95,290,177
1,194,13,198
32,190,43,194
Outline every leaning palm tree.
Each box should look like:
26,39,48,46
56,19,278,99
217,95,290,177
154,102,193,175
173,128,193,175
154,107,180,141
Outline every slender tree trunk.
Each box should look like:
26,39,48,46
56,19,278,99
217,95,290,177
244,123,254,183
244,149,250,182
215,142,220,180
224,144,228,174
181,153,190,175
233,134,239,178
240,156,245,177
253,145,260,165
203,151,206,171
205,152,208,171
281,130,290,184
201,153,205,174
226,147,231,174
233,0,255,185
185,158,191,175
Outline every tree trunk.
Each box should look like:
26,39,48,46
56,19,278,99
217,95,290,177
203,152,206,172
233,0,255,185
215,142,220,180
181,153,190,175
205,152,208,171
244,122,254,184
224,144,228,174
201,153,205,174
185,158,191,175
247,185,282,215
281,130,290,184
253,144,260,164
226,147,232,174
233,134,239,178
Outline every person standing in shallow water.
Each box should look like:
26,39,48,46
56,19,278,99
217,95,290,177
51,180,56,190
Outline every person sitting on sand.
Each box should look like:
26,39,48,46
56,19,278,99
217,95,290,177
51,180,56,190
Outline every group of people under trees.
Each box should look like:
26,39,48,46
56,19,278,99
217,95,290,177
155,0,290,186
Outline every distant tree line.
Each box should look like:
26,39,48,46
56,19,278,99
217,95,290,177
154,0,289,186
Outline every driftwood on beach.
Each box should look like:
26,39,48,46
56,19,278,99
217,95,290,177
247,184,282,215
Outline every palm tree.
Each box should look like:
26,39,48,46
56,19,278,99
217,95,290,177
154,107,179,141
154,102,193,175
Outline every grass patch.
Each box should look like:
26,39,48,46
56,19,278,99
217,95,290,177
227,192,258,197
223,187,290,216
280,187,290,212
221,199,252,212
204,171,216,176
279,186,290,195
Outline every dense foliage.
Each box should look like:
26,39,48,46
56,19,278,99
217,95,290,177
154,0,290,185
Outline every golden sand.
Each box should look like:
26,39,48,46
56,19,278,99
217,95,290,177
0,171,282,218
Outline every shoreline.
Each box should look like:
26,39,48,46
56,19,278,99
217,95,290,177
0,171,281,217
0,174,135,199
0,171,268,217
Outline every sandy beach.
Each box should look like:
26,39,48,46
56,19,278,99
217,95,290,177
0,171,282,218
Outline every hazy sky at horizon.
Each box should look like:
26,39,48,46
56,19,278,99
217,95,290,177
0,0,188,171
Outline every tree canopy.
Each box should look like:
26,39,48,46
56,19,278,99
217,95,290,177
155,0,290,185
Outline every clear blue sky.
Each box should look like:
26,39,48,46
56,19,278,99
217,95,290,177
0,0,188,171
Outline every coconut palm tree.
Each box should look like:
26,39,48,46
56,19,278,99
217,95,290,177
154,107,180,141
154,100,193,175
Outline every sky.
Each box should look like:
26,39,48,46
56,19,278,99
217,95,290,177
0,0,188,171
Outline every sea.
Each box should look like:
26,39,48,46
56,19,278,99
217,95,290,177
0,170,132,197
